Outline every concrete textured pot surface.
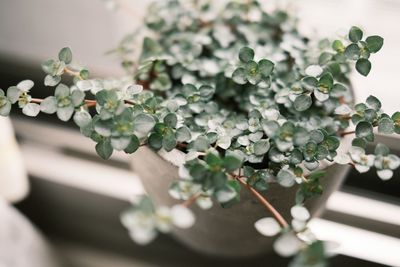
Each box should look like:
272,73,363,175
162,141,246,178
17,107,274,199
131,140,351,258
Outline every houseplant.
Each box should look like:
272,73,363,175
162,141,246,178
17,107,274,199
1,0,399,265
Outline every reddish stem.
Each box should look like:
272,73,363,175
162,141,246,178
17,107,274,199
236,176,289,228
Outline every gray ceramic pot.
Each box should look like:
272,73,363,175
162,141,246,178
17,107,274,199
131,145,351,258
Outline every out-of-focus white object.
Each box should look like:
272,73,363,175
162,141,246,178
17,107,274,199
0,117,29,203
0,198,61,267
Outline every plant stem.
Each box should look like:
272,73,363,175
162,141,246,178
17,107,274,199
236,176,289,228
181,193,201,207
340,130,355,137
64,67,83,80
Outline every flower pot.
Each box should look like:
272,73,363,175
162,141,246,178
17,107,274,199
130,142,351,258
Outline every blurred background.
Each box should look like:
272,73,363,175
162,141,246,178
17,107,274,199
0,0,399,266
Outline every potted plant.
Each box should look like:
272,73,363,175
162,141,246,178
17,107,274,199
1,0,399,265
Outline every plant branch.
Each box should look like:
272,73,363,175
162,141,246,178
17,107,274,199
64,67,83,80
235,176,289,228
181,193,201,208
30,98,136,108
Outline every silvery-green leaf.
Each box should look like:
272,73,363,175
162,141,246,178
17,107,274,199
171,205,195,229
22,103,40,117
253,139,270,156
7,86,21,103
111,137,131,151
76,80,93,91
71,89,85,106
314,90,329,102
377,169,393,180
388,154,400,170
134,114,156,134
73,110,91,127
232,68,247,85
333,153,351,165
366,95,381,110
273,233,302,257
238,135,250,146
304,161,319,171
254,217,281,237
0,101,11,116
57,105,74,121
128,228,157,246
294,95,312,111
305,65,323,77
262,120,279,138
17,80,34,92
154,206,172,233
290,206,310,221
355,164,369,173
176,126,191,142
238,47,254,63
356,58,371,76
58,47,73,64
215,187,236,203
196,196,213,210
40,96,57,114
334,104,352,115
126,84,143,95
55,83,70,98
217,135,231,149
276,169,295,187
378,117,394,134
258,59,274,77
44,75,61,86
356,121,374,141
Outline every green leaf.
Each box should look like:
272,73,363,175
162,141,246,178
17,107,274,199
258,59,274,77
162,132,177,151
365,35,384,53
366,95,381,110
294,94,312,111
378,117,394,134
223,155,242,172
238,47,254,63
232,67,247,85
356,58,371,76
253,139,270,156
345,43,360,60
40,96,57,114
134,113,156,134
164,113,178,128
349,26,363,42
73,110,92,127
332,40,345,53
96,139,113,160
22,103,40,117
355,121,374,141
79,69,90,79
58,47,73,64
124,135,140,154
148,133,163,150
